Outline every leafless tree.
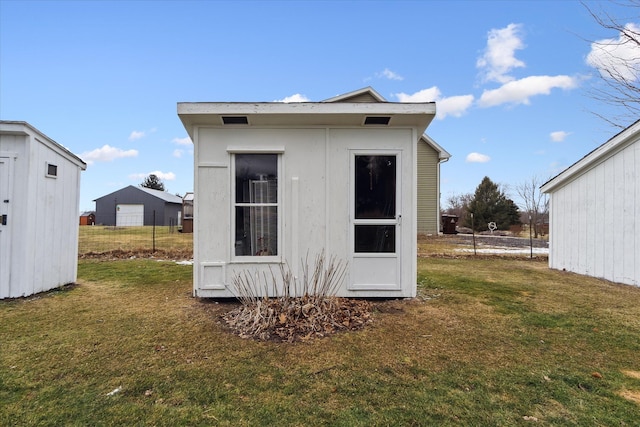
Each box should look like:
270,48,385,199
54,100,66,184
443,192,473,221
583,1,640,129
516,176,548,238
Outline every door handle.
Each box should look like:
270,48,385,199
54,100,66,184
1,214,6,225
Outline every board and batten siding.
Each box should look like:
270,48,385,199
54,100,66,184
546,134,639,287
417,139,440,235
0,121,85,299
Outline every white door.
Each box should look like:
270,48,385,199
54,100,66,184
116,204,144,227
349,152,401,290
0,157,12,295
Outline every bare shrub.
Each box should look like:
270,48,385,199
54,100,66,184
223,253,373,342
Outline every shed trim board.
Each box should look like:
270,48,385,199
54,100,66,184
541,119,639,287
0,121,86,299
180,91,438,298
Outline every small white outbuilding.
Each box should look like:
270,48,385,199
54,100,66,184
541,119,639,287
178,88,439,298
0,121,86,298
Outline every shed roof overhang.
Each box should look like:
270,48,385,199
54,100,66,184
0,120,87,170
541,119,640,194
177,102,436,140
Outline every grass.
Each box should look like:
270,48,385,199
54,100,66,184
1,247,640,425
78,225,193,255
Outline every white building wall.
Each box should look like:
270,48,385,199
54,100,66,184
0,123,84,298
193,126,416,298
548,140,638,287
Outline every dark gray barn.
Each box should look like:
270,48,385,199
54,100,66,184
94,185,183,226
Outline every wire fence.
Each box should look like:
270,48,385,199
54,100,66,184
78,224,193,257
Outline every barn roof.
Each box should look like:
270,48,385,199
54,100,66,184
541,119,640,193
93,185,183,204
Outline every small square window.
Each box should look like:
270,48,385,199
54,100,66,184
46,163,58,178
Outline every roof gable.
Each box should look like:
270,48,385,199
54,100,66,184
323,87,386,103
0,120,87,170
541,119,640,193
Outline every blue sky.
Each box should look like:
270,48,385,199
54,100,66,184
1,0,638,212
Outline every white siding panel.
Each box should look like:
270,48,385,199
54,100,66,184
622,144,636,284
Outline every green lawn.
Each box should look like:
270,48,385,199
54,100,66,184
1,256,639,426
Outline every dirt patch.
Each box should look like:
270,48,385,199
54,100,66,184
619,389,640,405
622,370,640,380
79,248,193,261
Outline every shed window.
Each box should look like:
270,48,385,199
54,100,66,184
233,153,279,257
46,162,58,178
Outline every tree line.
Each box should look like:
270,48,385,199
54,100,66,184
444,176,548,238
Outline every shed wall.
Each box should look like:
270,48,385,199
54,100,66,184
0,129,83,298
548,139,639,286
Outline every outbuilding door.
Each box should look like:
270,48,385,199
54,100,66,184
116,204,144,227
0,156,12,293
349,152,401,290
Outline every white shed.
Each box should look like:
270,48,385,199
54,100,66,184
541,120,640,287
178,89,437,298
0,121,86,298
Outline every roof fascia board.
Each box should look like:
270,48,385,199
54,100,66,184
177,102,433,116
541,119,640,193
421,134,451,160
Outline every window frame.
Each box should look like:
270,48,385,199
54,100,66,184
229,149,283,263
45,162,58,178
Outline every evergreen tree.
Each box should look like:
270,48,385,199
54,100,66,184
464,176,521,231
140,174,165,191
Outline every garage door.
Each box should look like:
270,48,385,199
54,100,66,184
116,204,144,227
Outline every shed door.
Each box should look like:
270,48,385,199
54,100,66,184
116,204,144,227
349,152,401,290
0,157,12,295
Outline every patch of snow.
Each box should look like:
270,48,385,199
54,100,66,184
175,260,194,265
455,247,549,255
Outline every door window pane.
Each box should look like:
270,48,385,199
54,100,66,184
355,155,396,219
355,225,395,253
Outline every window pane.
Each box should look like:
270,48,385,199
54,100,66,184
235,206,278,256
354,225,395,253
235,154,278,203
355,155,395,219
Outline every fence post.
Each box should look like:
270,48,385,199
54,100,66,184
153,210,156,253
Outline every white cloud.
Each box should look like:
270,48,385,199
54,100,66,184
437,95,475,119
466,152,491,163
395,87,441,102
376,68,404,80
586,23,640,82
274,93,310,103
129,171,176,181
478,75,578,107
129,130,145,141
172,136,192,145
394,87,474,119
80,144,138,165
550,131,571,142
477,23,526,84
173,149,183,158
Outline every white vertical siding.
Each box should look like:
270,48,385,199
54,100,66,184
548,138,639,287
0,124,84,298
